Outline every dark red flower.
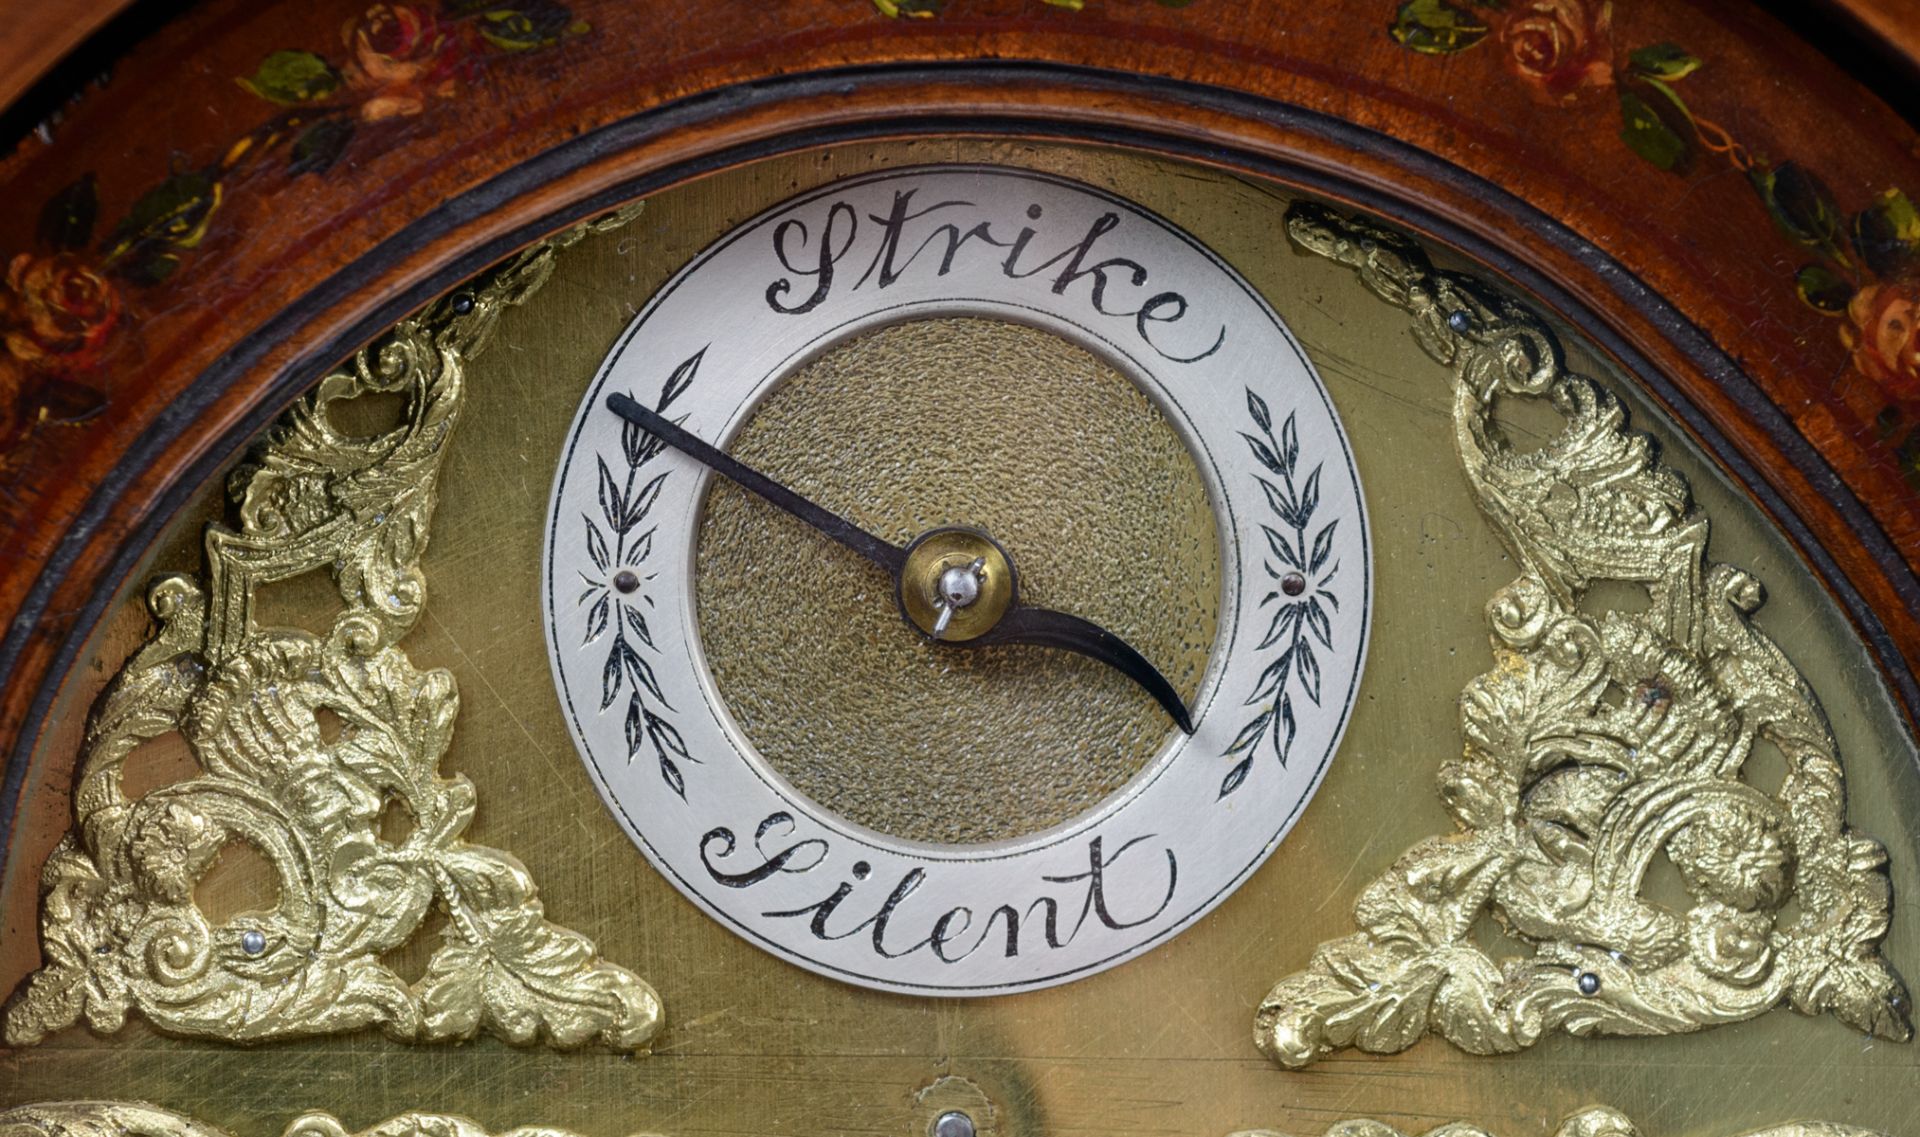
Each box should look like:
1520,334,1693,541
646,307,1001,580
1844,276,1920,401
342,4,470,121
3,252,123,374
1498,0,1615,104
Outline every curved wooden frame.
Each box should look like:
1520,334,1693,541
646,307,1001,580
2,3,1918,862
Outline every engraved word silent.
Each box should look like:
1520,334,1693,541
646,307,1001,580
700,812,1180,965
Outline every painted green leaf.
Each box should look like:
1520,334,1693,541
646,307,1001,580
1894,429,1920,492
1627,43,1702,80
1618,90,1689,171
117,171,218,244
1042,0,1087,8
102,169,222,283
1750,161,1850,266
871,0,943,16
1389,0,1489,54
477,5,583,51
37,174,98,252
289,119,355,176
1851,188,1920,279
118,249,180,285
35,378,108,424
238,50,341,105
1794,263,1856,314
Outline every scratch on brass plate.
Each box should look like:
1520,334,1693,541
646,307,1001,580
2,207,663,1051
1256,202,1912,1068
1233,1106,1885,1137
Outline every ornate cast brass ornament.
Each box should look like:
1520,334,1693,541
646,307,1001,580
0,1104,641,1137
1233,1107,1885,1137
1256,203,1912,1068
0,1103,1882,1137
3,209,662,1051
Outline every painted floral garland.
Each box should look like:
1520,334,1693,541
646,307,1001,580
0,2,588,475
1389,0,1920,484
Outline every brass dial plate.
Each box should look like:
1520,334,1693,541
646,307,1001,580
1,139,1914,1136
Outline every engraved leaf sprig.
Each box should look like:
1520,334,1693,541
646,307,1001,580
1221,388,1341,800
579,347,700,800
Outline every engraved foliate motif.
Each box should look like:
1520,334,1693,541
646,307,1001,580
1256,203,1910,1068
0,1103,640,1137
3,208,661,1051
1234,1107,1886,1137
0,1102,1882,1137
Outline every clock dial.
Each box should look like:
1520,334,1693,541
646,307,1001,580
541,166,1371,993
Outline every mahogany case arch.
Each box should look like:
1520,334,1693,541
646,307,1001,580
1,2,1918,863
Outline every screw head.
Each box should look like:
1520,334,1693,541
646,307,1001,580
939,563,982,609
1446,310,1472,333
1576,971,1601,996
241,930,267,955
931,1111,976,1137
451,293,476,315
614,570,641,594
1281,572,1307,597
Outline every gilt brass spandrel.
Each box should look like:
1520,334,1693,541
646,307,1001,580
0,1103,639,1137
1,140,1915,1135
1256,202,1910,1068
1234,1109,1889,1137
2,208,661,1052
0,1102,1887,1137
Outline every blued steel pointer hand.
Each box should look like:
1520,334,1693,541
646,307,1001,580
606,392,1194,734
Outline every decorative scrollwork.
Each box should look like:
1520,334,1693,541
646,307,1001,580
1234,1106,1885,1137
3,207,662,1051
0,1103,644,1137
0,1104,1882,1137
1256,202,1911,1068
